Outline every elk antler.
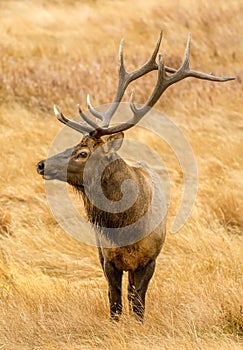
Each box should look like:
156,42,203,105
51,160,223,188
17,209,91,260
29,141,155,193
54,32,235,138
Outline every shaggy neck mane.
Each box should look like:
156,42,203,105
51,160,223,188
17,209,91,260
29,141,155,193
72,156,152,243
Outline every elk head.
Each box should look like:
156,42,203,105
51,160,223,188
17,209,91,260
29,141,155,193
37,131,124,189
36,32,234,188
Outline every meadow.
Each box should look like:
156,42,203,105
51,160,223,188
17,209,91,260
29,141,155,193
0,0,242,349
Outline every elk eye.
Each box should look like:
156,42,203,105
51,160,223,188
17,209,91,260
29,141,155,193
77,151,88,159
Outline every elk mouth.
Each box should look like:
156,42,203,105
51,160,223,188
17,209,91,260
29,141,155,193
37,170,59,180
41,170,67,181
42,173,58,180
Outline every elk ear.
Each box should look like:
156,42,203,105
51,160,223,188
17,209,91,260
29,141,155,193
102,132,124,153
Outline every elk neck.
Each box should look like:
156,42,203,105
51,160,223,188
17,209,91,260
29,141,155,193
76,153,152,235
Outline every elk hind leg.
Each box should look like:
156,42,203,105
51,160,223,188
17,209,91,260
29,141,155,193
128,259,155,320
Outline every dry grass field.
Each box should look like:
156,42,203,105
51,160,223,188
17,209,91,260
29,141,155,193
0,0,242,349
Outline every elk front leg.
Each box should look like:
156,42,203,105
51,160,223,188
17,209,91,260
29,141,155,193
104,261,123,321
128,259,155,320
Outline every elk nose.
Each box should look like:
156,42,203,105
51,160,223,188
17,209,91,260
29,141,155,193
36,160,46,175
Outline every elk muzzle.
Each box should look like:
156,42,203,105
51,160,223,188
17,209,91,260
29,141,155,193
36,147,78,182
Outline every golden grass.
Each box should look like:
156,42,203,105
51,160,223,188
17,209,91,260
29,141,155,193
0,0,242,349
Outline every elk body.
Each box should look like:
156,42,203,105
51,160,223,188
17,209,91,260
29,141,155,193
36,33,234,321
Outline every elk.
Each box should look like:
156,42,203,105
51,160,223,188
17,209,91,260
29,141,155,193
36,33,234,321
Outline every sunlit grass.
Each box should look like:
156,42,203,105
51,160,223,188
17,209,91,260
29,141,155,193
0,0,242,349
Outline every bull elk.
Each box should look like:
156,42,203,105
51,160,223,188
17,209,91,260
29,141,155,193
36,33,234,321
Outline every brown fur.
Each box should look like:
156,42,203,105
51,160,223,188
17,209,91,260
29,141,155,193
102,231,165,272
37,132,167,320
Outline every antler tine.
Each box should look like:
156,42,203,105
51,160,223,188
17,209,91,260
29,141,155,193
54,105,93,134
80,38,127,129
86,95,104,121
151,31,163,62
118,38,126,77
123,30,162,84
180,34,235,82
77,102,100,130
98,38,127,128
182,33,191,70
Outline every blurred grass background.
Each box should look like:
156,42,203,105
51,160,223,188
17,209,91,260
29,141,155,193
0,0,242,349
